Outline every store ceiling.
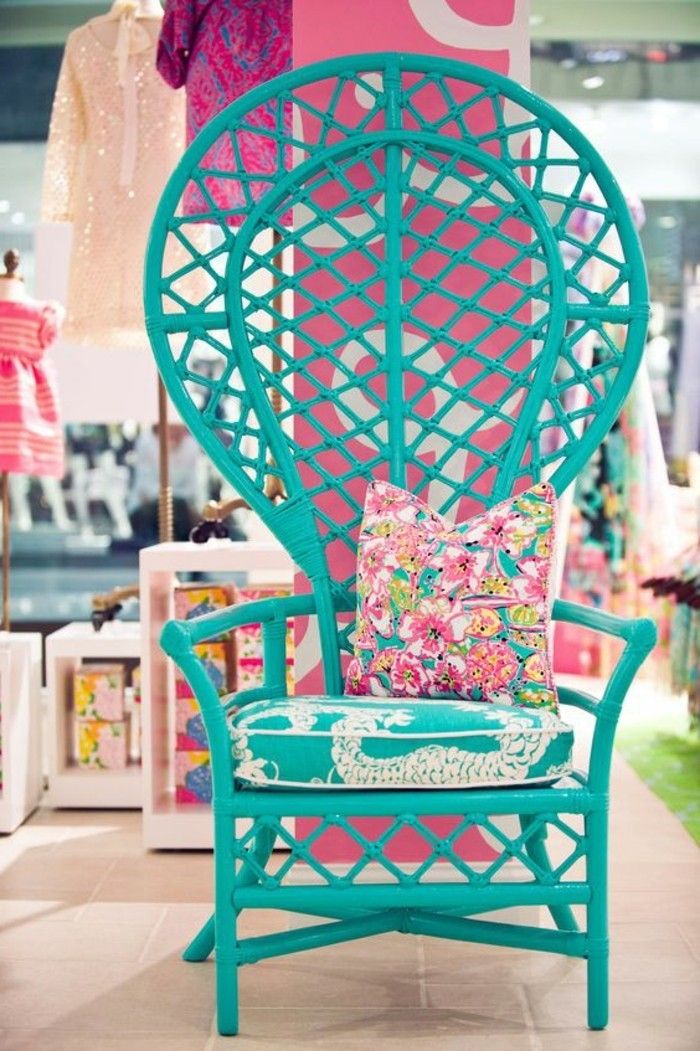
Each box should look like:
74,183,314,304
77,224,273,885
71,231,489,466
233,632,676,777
0,0,699,47
0,1,698,102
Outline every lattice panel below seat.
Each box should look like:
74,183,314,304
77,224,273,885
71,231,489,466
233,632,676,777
233,810,587,890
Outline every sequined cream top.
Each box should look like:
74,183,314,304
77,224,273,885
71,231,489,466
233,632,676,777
41,21,187,348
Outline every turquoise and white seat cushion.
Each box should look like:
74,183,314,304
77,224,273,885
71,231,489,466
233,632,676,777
229,696,573,790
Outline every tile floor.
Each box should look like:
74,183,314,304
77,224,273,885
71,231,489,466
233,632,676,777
1,733,698,1048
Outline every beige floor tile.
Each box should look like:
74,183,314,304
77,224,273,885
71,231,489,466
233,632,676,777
0,855,116,900
598,938,700,984
609,890,700,923
537,1029,698,1051
423,938,579,985
25,809,140,830
236,939,422,1009
609,862,700,894
77,901,169,926
422,981,531,1029
218,1007,540,1049
0,918,154,962
525,979,700,1039
0,899,84,926
142,905,393,964
609,920,687,943
1,1032,208,1051
92,853,213,903
424,930,700,986
679,920,700,959
0,957,214,1034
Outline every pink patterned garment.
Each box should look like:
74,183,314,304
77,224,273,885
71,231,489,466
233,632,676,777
0,300,64,478
156,0,291,222
345,481,560,713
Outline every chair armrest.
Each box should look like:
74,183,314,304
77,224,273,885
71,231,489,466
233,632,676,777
162,592,320,649
552,599,657,791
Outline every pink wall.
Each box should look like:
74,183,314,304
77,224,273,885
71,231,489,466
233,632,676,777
293,0,531,861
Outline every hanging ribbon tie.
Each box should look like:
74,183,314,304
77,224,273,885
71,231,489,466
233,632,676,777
112,1,153,188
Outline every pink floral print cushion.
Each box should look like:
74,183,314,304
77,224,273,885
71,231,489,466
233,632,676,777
345,481,559,713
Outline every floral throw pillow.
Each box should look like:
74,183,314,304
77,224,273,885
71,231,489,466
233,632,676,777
345,480,559,713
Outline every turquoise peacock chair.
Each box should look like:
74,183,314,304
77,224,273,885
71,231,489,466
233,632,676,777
144,53,656,1036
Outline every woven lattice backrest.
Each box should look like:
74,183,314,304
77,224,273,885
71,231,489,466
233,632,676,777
145,53,648,602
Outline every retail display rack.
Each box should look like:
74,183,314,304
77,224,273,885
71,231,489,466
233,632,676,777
45,620,142,808
0,633,43,832
139,539,293,849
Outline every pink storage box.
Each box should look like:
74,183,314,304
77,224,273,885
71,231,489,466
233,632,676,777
174,749,211,804
175,695,209,751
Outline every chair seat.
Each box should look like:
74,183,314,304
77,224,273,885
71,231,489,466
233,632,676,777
229,696,573,790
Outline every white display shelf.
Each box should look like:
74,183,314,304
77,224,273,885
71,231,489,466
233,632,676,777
0,633,43,833
45,621,143,809
139,539,294,849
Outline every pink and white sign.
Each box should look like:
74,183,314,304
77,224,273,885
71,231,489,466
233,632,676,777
292,0,531,860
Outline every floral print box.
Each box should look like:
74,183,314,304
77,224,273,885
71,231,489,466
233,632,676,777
77,719,129,770
175,749,211,804
73,663,125,721
174,641,235,699
174,582,235,641
234,585,294,662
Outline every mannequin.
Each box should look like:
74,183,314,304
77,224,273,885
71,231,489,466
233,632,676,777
0,252,24,625
0,252,71,535
41,0,186,348
0,251,67,627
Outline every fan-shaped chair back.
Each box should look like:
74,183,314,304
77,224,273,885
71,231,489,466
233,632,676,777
145,52,648,634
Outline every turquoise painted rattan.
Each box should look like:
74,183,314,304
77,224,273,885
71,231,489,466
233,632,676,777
145,54,656,1036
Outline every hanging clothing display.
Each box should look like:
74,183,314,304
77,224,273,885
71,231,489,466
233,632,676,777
555,190,676,675
156,0,292,221
671,287,700,461
557,352,676,675
0,300,64,477
41,11,186,347
644,539,700,725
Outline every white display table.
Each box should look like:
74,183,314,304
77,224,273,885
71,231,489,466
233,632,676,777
0,632,43,833
45,621,142,809
139,539,293,849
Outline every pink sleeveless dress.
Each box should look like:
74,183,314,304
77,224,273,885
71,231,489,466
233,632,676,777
0,299,64,477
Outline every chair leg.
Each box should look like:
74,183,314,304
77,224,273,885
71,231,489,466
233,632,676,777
586,810,609,1031
183,912,215,962
214,814,240,1036
520,816,579,933
183,823,275,965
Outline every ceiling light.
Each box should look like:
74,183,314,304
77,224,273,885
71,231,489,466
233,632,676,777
582,75,605,90
529,14,544,26
0,199,9,214
658,216,678,229
10,211,25,225
560,58,577,70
